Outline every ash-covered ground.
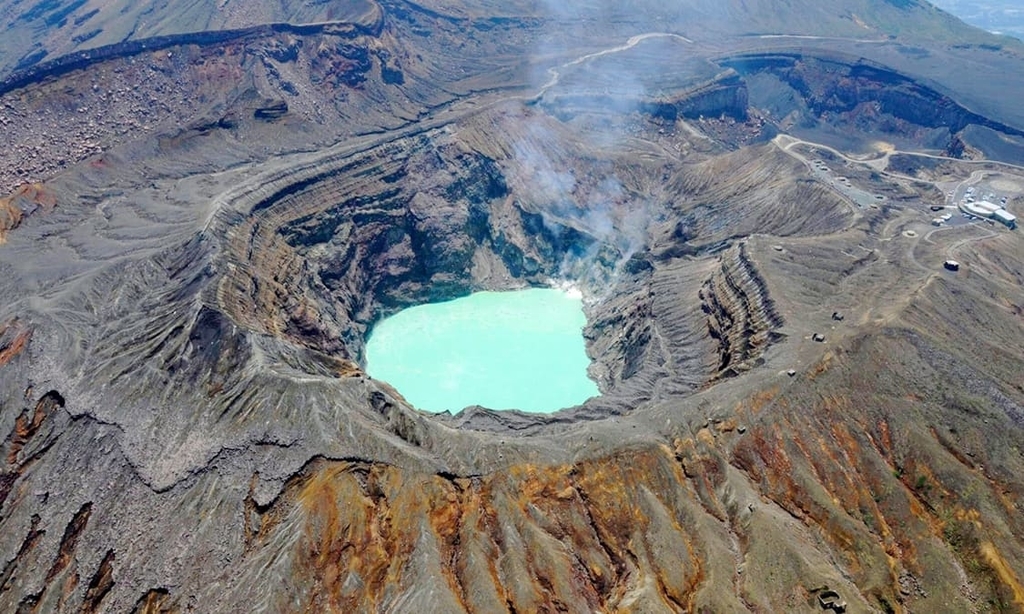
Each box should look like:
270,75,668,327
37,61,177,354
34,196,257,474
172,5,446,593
1,0,1023,612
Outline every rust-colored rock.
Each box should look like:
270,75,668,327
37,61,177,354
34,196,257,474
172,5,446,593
0,184,54,243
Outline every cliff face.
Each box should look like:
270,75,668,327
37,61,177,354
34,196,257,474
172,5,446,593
722,52,1024,157
1,1,1024,613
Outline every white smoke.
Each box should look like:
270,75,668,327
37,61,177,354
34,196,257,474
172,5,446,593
507,122,653,297
502,7,666,298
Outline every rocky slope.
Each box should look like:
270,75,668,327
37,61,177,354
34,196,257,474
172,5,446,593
0,0,1023,612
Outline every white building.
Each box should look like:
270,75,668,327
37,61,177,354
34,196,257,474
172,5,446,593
993,208,1017,229
960,200,1017,229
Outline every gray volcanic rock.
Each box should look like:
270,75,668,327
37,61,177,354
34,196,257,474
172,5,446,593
0,1,1023,612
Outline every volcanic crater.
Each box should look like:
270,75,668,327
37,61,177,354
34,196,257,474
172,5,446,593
1,0,1023,612
202,103,839,434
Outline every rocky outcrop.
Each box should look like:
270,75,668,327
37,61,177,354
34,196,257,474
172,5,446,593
700,243,784,379
253,99,288,120
0,319,31,368
0,390,63,510
0,184,55,243
643,70,750,122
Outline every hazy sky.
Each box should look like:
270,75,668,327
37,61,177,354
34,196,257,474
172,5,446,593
928,0,1024,39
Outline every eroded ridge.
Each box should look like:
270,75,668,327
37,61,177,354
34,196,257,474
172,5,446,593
700,243,784,380
225,452,708,612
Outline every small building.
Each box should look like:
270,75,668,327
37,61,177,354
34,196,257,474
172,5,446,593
818,589,847,613
944,260,960,271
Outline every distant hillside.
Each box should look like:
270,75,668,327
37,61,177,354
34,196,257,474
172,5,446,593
0,0,382,78
0,0,1008,78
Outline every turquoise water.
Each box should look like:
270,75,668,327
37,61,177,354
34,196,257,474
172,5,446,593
365,288,599,413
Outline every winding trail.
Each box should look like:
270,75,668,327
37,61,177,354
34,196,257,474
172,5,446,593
776,134,1024,175
537,32,693,97
774,134,1024,214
